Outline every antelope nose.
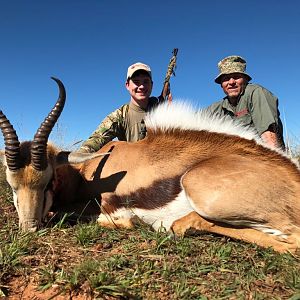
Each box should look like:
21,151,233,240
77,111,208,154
22,219,40,232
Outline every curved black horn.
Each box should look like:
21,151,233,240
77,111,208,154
0,110,21,171
31,77,66,171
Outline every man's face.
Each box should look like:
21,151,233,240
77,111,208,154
126,72,153,103
220,73,247,100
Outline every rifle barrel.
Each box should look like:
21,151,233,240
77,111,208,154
160,48,178,101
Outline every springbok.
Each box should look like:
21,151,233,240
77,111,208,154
1,78,300,253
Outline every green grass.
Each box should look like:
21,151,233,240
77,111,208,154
0,163,300,299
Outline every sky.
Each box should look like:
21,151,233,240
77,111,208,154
0,0,300,150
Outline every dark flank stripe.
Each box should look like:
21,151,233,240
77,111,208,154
101,176,182,214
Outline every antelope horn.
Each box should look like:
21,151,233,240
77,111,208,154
0,110,21,171
31,77,66,171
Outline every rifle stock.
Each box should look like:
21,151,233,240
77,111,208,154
161,81,170,100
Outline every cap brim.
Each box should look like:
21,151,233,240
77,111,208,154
127,69,151,80
214,72,252,84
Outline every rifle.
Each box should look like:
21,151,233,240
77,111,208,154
159,48,178,103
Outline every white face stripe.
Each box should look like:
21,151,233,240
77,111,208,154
13,191,19,214
5,164,55,228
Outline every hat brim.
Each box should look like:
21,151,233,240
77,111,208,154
215,72,252,84
128,69,152,80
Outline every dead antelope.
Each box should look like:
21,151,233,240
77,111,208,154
1,78,300,253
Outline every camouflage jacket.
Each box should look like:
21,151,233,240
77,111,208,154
79,97,159,153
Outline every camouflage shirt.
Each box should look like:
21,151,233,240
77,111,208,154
79,97,159,153
206,83,285,149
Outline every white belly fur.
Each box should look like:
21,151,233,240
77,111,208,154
101,190,194,231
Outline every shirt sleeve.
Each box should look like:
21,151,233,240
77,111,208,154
249,87,279,135
205,100,224,117
79,108,123,153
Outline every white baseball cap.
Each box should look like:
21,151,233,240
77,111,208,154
126,62,152,80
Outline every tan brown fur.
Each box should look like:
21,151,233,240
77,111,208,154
72,128,300,253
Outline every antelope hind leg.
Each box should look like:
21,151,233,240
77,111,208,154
176,156,300,253
171,211,297,253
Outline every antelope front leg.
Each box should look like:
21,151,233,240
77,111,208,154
97,209,141,229
97,197,138,229
171,211,206,236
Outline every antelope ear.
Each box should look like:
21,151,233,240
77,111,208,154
55,151,110,165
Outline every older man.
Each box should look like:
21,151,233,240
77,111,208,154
79,62,159,153
207,55,285,150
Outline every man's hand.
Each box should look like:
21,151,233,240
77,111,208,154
261,124,281,149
